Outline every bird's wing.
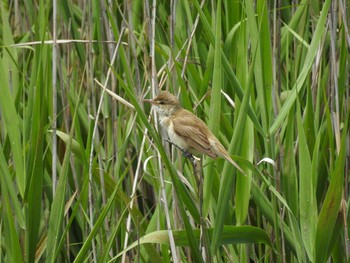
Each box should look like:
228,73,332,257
172,115,216,158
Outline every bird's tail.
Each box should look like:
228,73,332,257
215,141,246,176
223,153,246,176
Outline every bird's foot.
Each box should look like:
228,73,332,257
182,150,200,163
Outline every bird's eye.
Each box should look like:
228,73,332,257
158,101,164,105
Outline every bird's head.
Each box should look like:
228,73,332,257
144,91,181,117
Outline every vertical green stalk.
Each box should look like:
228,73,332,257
203,0,222,218
315,109,348,262
297,100,317,261
0,3,25,197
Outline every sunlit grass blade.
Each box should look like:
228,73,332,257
113,225,273,261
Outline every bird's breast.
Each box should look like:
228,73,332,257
159,115,171,128
162,119,188,150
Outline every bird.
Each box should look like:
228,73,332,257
144,91,244,174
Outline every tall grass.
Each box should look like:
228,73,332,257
0,0,349,262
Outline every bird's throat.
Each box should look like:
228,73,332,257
157,107,180,127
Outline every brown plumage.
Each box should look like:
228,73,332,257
144,91,244,174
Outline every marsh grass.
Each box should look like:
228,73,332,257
0,0,349,262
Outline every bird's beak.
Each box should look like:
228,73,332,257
143,98,154,104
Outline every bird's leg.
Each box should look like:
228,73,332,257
163,138,202,188
163,138,200,163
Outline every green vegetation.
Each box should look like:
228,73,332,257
0,0,349,262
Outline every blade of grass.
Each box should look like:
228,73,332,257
245,0,270,132
25,44,48,262
270,0,331,134
0,57,24,198
0,164,24,263
0,142,25,228
113,225,273,260
297,100,317,261
203,0,222,220
211,62,250,254
192,0,265,138
234,5,251,227
283,107,299,216
46,124,72,262
46,84,82,262
315,108,348,262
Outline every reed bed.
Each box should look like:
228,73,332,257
0,0,349,262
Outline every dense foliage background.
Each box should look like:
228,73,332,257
0,0,349,262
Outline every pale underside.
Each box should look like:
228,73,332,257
159,109,221,159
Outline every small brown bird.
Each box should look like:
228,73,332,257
144,91,244,174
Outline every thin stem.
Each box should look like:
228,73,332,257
52,0,57,196
88,26,126,262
